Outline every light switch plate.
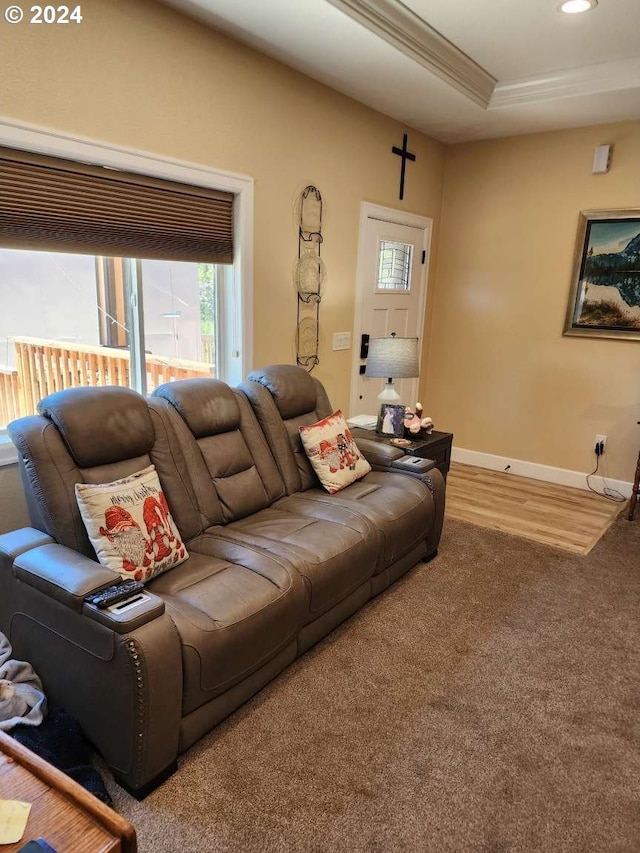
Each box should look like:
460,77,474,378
332,332,351,350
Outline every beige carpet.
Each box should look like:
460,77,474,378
107,516,640,852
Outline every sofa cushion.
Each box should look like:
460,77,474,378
299,410,371,493
282,472,433,571
148,547,305,714
207,502,378,618
75,465,188,582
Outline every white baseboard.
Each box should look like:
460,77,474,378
451,446,633,499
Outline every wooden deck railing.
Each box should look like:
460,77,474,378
1,336,214,425
0,367,21,427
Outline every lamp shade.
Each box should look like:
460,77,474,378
365,335,419,380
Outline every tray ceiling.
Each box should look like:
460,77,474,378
159,0,640,142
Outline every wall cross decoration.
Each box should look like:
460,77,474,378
392,133,416,201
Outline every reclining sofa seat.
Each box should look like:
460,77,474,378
3,385,305,795
149,378,381,649
241,364,445,594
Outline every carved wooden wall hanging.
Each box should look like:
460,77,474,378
295,186,324,371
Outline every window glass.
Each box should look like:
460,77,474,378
0,249,218,431
140,259,216,377
377,240,412,291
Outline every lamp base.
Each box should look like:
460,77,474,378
377,380,401,403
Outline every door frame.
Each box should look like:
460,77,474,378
350,202,433,416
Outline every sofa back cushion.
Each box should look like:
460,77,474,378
38,385,154,468
9,386,158,557
241,365,334,495
151,378,286,526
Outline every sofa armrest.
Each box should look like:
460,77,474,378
390,455,436,474
0,528,56,633
356,437,405,467
13,543,166,634
14,544,119,612
0,527,54,560
356,437,445,555
6,540,182,794
357,438,437,478
370,463,446,557
424,467,446,557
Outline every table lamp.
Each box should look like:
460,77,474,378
364,333,419,403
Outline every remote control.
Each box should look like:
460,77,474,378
85,580,145,609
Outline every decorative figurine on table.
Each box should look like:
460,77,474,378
403,402,434,436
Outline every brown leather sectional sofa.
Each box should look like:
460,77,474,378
0,364,445,796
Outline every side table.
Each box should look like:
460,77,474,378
0,730,136,853
351,427,453,480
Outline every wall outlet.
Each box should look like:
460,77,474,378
332,332,351,351
595,434,607,454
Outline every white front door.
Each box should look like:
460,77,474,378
350,205,431,417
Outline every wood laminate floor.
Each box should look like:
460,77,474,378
445,462,627,554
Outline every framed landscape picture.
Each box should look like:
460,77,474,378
564,209,640,340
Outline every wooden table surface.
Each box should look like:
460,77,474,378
0,730,136,853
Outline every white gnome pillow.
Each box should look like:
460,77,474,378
75,465,188,582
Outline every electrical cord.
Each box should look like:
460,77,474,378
586,452,626,502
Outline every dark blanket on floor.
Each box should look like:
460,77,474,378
12,707,112,806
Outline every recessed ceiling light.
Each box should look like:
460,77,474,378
558,0,597,13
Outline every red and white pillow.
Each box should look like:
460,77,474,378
75,465,188,582
299,410,371,494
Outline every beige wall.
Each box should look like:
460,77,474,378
1,1,638,533
427,120,640,482
0,0,445,410
0,0,445,532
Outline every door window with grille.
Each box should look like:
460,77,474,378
376,240,413,292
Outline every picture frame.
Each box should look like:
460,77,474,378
563,208,640,340
376,403,405,437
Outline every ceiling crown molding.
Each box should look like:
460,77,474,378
490,57,640,109
325,0,496,108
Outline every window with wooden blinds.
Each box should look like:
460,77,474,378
0,146,234,263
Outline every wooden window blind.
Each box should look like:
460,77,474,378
0,146,234,263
